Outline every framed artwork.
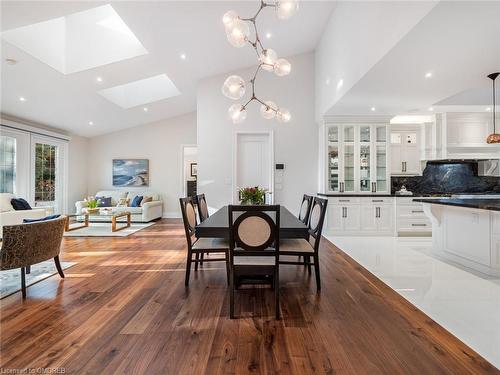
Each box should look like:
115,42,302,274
190,163,197,177
113,159,149,187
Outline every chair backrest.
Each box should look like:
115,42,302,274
298,194,313,225
196,193,209,222
179,197,197,248
307,197,328,252
0,216,66,271
228,205,280,258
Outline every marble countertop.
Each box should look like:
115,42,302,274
413,198,500,212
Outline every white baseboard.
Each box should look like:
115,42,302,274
163,211,181,219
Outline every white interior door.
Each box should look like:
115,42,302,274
234,132,273,203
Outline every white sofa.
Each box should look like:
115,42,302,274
75,190,163,222
0,193,47,237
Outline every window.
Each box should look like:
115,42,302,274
34,143,57,202
0,135,16,193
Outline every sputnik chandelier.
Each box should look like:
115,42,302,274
221,0,299,124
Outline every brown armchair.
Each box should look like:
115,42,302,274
0,216,67,298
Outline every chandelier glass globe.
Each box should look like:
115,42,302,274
226,19,250,48
222,75,246,100
275,0,299,20
274,58,291,76
260,101,277,119
276,108,291,123
259,49,278,71
228,104,247,124
222,10,239,29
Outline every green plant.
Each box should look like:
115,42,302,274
85,196,100,209
239,186,266,205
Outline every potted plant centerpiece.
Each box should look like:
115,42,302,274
84,196,101,214
239,186,267,205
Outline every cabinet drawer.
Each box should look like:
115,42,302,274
397,218,431,232
328,197,360,204
397,205,427,218
361,197,394,205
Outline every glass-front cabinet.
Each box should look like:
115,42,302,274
325,123,389,194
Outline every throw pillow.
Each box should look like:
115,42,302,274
131,195,143,207
140,196,153,206
11,198,32,210
116,198,130,207
23,214,61,223
96,196,112,207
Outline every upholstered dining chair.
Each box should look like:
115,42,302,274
279,197,328,291
0,216,67,299
179,197,229,286
298,194,313,225
228,205,280,320
196,193,210,223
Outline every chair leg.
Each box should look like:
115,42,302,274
200,252,204,267
20,267,26,299
306,256,312,274
225,251,230,285
194,252,200,271
185,250,192,287
230,269,235,319
314,254,321,291
275,270,280,320
26,265,31,274
54,256,65,278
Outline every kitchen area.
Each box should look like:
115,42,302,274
318,108,500,368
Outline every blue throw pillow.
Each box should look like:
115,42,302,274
96,196,112,207
11,198,32,210
131,195,143,207
23,214,61,223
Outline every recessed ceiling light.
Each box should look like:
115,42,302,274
425,72,433,78
428,107,434,111
337,79,344,90
180,53,186,60
371,107,376,111
88,121,94,126
266,32,272,39
5,58,18,65
19,96,26,102
143,107,148,112
96,76,103,82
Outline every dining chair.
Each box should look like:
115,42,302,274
179,197,229,286
298,194,313,225
228,205,280,320
196,193,210,222
279,197,328,291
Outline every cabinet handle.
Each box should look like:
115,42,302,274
339,199,350,202
344,207,348,218
376,207,380,218
411,210,424,213
402,161,404,173
403,162,407,172
411,223,427,227
371,182,376,193
340,182,344,193
372,199,384,202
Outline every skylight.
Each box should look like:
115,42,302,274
1,5,147,74
97,74,181,108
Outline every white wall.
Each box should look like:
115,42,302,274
87,112,197,217
67,134,89,209
197,52,317,213
315,1,437,120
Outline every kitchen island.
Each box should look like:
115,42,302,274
414,198,500,276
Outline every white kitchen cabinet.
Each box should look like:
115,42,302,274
395,198,431,236
343,205,361,232
326,123,389,194
390,128,421,175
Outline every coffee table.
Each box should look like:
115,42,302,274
65,211,131,232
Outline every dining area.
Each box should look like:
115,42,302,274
179,194,328,319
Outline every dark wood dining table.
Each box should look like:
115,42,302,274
195,206,309,240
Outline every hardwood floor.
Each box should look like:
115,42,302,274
1,219,498,374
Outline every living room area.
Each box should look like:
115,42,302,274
2,1,500,374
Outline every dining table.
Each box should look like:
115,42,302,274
195,205,309,240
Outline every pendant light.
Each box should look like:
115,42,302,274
486,72,500,144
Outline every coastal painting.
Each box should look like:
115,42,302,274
113,159,149,187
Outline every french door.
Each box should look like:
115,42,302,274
30,135,67,214
0,127,30,198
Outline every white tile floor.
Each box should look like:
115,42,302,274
324,235,500,369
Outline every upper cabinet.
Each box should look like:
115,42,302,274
390,126,421,176
326,122,389,194
422,112,500,160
